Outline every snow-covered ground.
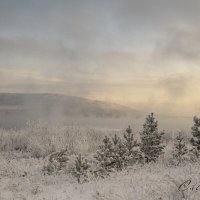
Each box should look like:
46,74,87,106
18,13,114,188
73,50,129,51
1,153,200,200
0,123,199,200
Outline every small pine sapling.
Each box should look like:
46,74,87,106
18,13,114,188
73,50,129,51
172,133,188,165
112,134,127,170
72,153,90,183
124,125,142,164
112,134,120,146
94,136,115,176
190,116,200,159
124,126,135,155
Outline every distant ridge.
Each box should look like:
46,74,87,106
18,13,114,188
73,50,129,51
0,92,141,119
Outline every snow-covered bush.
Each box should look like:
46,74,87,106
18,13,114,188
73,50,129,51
43,146,69,175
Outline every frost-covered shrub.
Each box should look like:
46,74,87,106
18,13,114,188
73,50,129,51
0,129,29,153
43,146,69,175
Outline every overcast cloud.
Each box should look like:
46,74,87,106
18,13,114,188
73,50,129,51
0,0,200,116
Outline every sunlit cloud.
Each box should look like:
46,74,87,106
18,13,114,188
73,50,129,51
0,0,200,116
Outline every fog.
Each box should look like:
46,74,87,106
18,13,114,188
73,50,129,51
0,93,193,133
0,1,200,131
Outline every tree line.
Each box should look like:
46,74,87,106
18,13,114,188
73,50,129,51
43,113,200,183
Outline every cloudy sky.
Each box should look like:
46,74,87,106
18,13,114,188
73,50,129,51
0,0,200,116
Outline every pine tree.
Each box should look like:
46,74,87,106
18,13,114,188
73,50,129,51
123,125,142,164
94,134,128,176
94,136,115,176
72,154,90,183
190,116,200,158
124,125,135,155
172,132,188,165
112,134,127,170
112,134,120,146
140,113,165,163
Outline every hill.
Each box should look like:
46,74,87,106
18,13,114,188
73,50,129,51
0,93,141,128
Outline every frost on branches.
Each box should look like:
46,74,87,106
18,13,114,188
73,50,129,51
172,132,188,165
190,116,200,158
94,126,143,177
140,113,165,163
72,154,91,183
124,125,143,164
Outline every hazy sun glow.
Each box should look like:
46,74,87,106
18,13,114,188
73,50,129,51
1,0,200,116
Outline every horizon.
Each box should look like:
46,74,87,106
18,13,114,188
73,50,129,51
0,92,196,119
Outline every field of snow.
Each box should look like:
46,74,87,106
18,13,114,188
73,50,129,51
1,154,200,200
0,122,199,200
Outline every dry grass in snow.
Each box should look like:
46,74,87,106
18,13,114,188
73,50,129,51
0,123,199,200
